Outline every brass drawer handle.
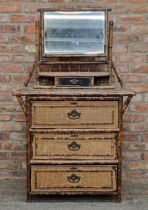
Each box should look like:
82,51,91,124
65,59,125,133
68,141,81,151
67,109,81,119
67,173,80,183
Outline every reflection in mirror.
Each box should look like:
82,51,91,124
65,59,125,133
44,11,105,55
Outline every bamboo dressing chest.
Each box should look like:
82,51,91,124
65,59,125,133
13,6,135,202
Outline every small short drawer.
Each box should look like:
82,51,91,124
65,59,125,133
32,132,117,160
56,77,93,87
31,100,118,129
31,165,117,193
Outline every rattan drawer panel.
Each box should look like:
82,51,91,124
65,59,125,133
31,165,117,193
32,132,117,160
31,101,118,128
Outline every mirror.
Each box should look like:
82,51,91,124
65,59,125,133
43,11,106,56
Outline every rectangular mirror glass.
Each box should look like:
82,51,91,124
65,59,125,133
44,11,105,56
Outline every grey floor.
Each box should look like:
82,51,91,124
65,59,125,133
0,179,148,210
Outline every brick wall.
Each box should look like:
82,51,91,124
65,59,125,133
0,0,147,180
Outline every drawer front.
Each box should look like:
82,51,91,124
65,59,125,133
31,165,117,193
32,132,117,160
56,77,93,87
31,101,118,129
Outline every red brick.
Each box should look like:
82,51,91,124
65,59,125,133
12,113,25,122
133,64,148,73
128,143,146,151
0,85,16,92
0,34,9,42
24,24,36,33
10,151,25,160
119,15,144,23
10,34,35,44
131,25,148,33
0,142,11,150
0,44,23,53
25,45,35,53
48,0,64,2
0,5,21,13
130,85,148,93
0,94,11,102
142,134,148,141
116,35,141,42
11,14,36,23
0,114,10,121
143,172,148,178
0,104,20,112
142,152,148,160
123,152,141,161
0,161,18,170
119,55,145,63
0,25,21,33
92,0,116,2
111,5,129,13
122,74,143,83
122,0,147,2
12,55,34,63
23,4,39,13
0,133,10,140
124,171,142,179
130,124,148,132
0,152,7,160
0,123,22,131
130,104,148,112
1,0,33,1
10,142,21,150
128,162,148,170
114,25,128,32
142,34,148,42
0,14,9,22
113,45,128,53
131,44,148,52
132,93,142,102
21,161,26,170
124,113,146,123
12,75,27,83
115,64,129,73
0,64,24,73
0,55,12,62
131,5,148,12
25,63,35,73
123,133,138,141
0,75,11,82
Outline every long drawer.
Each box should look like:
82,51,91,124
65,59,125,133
32,132,117,160
31,100,118,129
31,165,117,193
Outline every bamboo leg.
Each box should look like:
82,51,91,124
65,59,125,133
123,96,133,114
16,96,27,118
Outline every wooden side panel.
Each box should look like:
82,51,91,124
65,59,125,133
32,132,117,160
31,101,118,129
31,165,117,193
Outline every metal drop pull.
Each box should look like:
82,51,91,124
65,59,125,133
67,109,81,119
68,141,81,151
67,173,80,183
